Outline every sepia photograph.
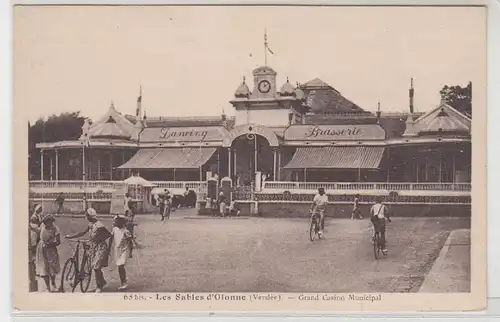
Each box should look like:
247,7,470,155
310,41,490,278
13,4,486,312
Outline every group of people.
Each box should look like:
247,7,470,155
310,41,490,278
209,191,240,217
310,188,391,253
155,189,172,221
28,194,137,293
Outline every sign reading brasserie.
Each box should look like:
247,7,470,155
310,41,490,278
285,124,385,141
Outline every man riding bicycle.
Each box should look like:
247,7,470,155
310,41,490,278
310,187,328,237
369,196,392,254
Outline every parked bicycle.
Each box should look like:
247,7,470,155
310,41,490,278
60,239,93,293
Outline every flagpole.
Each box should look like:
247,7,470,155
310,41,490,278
264,29,267,66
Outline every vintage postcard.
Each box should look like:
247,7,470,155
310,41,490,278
12,4,486,312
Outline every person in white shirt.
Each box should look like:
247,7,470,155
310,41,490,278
369,196,392,253
310,187,328,237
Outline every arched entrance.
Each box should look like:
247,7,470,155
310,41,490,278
225,125,280,190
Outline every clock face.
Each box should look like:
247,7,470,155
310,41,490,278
258,80,271,93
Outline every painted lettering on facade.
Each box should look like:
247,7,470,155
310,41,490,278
160,128,209,141
284,124,385,141
305,126,362,138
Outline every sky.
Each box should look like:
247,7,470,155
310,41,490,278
13,5,486,122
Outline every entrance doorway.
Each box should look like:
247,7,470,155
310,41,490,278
231,134,274,188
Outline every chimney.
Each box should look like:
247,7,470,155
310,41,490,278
409,78,414,114
376,101,381,123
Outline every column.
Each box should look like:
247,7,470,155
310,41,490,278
55,150,59,181
278,150,281,181
110,152,113,180
228,148,232,178
425,156,429,182
273,149,277,181
82,146,86,181
233,149,237,180
97,156,101,180
217,149,220,175
40,149,44,180
121,150,125,180
452,150,456,183
439,153,442,183
49,152,53,181
415,159,419,183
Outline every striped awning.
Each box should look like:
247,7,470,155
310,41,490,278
118,148,216,169
284,147,385,169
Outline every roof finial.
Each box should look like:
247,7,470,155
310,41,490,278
243,76,246,84
287,77,289,83
377,101,381,112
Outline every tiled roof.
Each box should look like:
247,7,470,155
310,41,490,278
284,146,385,169
407,102,471,136
90,119,131,139
299,78,366,114
87,103,138,140
142,116,235,129
301,78,336,90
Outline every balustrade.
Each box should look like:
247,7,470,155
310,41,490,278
262,181,471,192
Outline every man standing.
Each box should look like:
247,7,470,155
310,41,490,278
158,190,166,221
54,193,65,214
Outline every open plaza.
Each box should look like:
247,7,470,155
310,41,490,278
46,211,469,293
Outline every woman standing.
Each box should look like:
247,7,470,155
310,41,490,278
28,215,40,292
30,204,43,226
65,208,111,293
35,214,61,292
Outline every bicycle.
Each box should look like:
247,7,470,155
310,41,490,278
373,232,387,259
60,239,93,293
309,210,323,242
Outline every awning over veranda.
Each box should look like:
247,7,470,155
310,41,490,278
284,146,385,169
118,148,217,169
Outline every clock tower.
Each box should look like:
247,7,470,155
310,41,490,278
250,66,277,99
230,66,307,127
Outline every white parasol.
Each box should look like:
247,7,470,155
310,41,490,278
123,175,156,187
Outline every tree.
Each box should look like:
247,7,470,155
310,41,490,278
439,82,472,118
29,112,88,180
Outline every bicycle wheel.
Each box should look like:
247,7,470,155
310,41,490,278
60,258,77,293
79,255,93,293
373,233,379,260
309,219,318,242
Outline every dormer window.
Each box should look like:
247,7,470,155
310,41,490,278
106,116,117,124
437,108,449,117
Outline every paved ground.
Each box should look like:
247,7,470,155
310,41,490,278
419,229,471,293
43,210,470,293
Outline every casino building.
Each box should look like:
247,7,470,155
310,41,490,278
32,64,472,215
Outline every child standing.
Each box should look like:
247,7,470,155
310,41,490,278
110,215,133,291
